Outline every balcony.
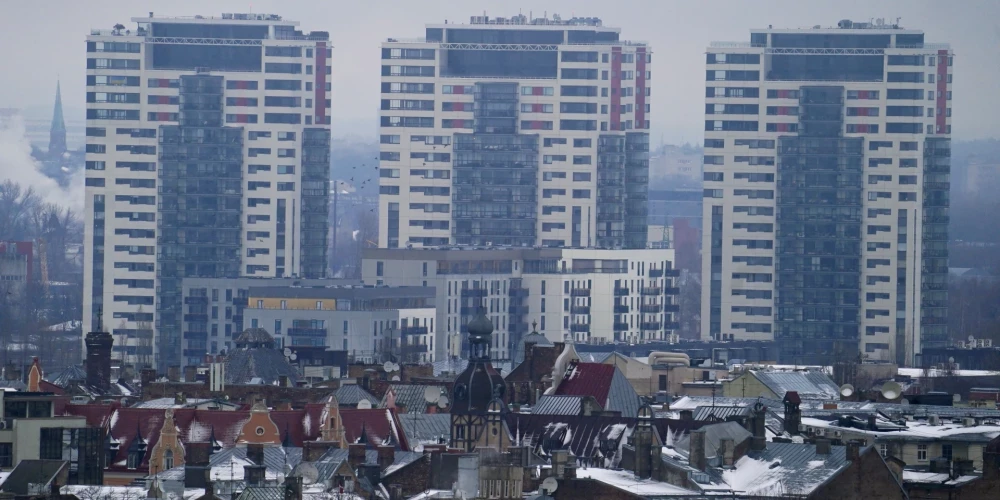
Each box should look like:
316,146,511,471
571,288,591,297
288,328,327,337
508,287,529,298
614,322,629,331
508,305,529,315
183,313,208,322
614,288,630,296
510,322,529,335
664,287,681,295
184,296,208,305
400,343,429,354
459,306,481,315
462,288,487,298
614,305,629,314
641,287,661,296
665,269,681,278
401,326,429,337
663,304,680,313
649,269,664,278
640,304,660,314
570,323,590,333
641,322,661,331
664,321,681,330
570,306,591,315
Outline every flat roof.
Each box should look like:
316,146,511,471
248,285,436,300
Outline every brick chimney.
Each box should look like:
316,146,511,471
247,443,265,465
377,445,395,470
689,429,707,471
348,443,367,468
846,440,861,461
815,438,831,455
283,475,303,500
184,442,212,488
184,365,198,383
167,365,181,382
720,438,735,466
303,441,336,462
140,368,157,389
783,392,802,435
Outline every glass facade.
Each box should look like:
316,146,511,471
775,86,864,364
596,135,626,248
624,132,650,249
157,75,244,370
920,137,949,349
452,83,539,247
301,128,331,278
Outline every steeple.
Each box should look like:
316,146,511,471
49,81,66,158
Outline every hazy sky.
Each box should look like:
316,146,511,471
2,0,998,143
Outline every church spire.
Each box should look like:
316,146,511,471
49,81,66,157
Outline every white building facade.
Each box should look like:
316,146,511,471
362,247,679,361
378,14,651,250
701,21,952,366
84,13,331,370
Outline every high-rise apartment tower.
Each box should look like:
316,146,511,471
701,20,952,366
378,14,651,250
84,13,331,370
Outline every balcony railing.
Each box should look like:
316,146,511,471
664,287,681,295
461,288,487,298
571,288,591,297
570,323,590,333
641,322,661,331
288,328,327,337
508,287,529,298
614,288,630,296
508,305,529,315
613,322,629,331
401,326,429,336
641,287,661,296
665,269,681,278
570,306,591,315
613,305,629,314
663,304,680,313
649,269,664,278
640,304,660,314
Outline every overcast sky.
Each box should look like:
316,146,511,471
2,0,997,143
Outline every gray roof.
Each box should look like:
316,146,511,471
156,446,303,481
312,448,423,483
580,351,613,363
691,405,751,422
511,331,554,366
736,442,850,496
335,385,380,407
606,365,642,418
533,395,586,416
225,345,298,385
676,422,752,460
380,384,447,413
752,370,840,399
236,328,275,345
397,413,450,446
0,460,68,495
45,365,87,387
236,487,284,500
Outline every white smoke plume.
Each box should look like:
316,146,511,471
0,115,85,213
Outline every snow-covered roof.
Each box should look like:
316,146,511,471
576,467,699,496
902,470,979,486
800,416,1000,441
751,370,840,400
898,367,1000,378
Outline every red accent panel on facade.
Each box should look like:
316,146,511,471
635,47,647,130
611,47,622,130
532,87,543,96
935,49,948,133
315,42,327,125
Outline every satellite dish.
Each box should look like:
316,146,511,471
948,357,955,364
881,381,902,400
840,384,855,397
391,375,400,382
900,398,910,406
540,477,559,494
391,362,400,372
953,394,961,403
424,386,439,403
289,353,297,361
383,361,394,372
357,400,372,409
437,395,449,409
292,463,319,485
968,335,975,342
283,348,292,357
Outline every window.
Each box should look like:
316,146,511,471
572,189,591,199
572,155,591,165
264,113,301,124
917,445,928,461
572,172,591,182
705,139,724,148
520,86,554,96
942,445,952,461
573,138,592,148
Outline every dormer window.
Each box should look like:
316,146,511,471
127,451,140,470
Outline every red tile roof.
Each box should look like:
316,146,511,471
61,404,409,472
554,362,615,407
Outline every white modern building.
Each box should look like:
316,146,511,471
378,14,651,250
84,13,331,370
362,247,679,361
243,285,437,363
701,20,952,366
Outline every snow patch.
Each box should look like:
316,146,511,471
187,420,211,442
807,460,825,469
109,409,119,430
721,456,786,496
303,412,312,436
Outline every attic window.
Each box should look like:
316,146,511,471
256,426,265,436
